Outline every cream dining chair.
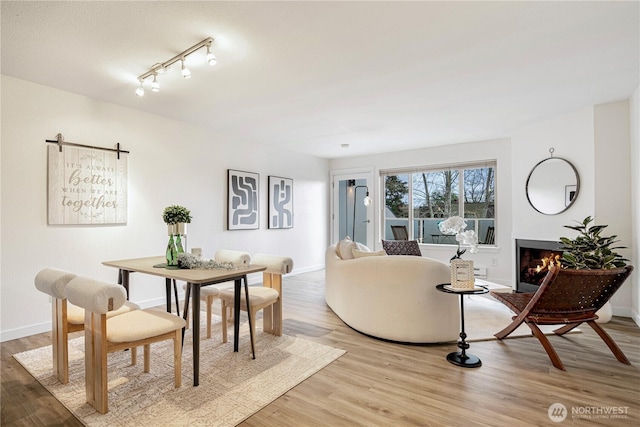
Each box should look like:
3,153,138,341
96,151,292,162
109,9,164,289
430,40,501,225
182,249,251,338
219,254,293,352
34,268,140,384
66,276,185,414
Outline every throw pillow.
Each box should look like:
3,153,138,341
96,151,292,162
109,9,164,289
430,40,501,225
382,240,422,256
336,236,370,260
352,249,387,258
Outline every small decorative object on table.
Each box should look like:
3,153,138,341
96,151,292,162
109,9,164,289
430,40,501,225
163,205,192,267
439,216,479,288
450,259,475,290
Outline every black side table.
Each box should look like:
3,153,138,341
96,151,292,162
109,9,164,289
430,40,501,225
436,283,489,368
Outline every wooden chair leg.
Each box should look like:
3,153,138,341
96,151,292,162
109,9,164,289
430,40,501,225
87,312,109,414
249,307,258,352
221,299,228,343
553,322,581,335
527,321,565,370
273,298,282,336
206,295,214,339
53,298,70,384
131,346,137,365
173,330,182,388
587,321,631,364
494,314,526,340
143,344,151,373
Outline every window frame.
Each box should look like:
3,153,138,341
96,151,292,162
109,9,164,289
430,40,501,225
380,161,497,246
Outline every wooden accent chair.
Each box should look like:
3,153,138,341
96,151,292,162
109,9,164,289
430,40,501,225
34,269,139,384
182,249,251,338
219,254,293,351
66,277,185,414
391,225,409,240
491,265,634,370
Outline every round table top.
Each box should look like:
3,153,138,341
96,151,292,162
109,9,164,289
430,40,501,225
436,283,489,295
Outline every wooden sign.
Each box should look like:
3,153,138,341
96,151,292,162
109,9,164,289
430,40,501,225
48,145,127,225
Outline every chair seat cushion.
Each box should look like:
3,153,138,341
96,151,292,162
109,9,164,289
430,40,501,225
106,310,185,343
182,282,234,297
67,301,140,325
219,287,279,306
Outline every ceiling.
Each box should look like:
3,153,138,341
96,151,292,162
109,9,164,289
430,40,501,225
2,1,638,159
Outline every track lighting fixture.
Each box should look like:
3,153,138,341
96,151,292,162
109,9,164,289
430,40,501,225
134,37,215,96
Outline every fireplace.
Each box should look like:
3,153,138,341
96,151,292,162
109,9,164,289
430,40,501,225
515,239,563,293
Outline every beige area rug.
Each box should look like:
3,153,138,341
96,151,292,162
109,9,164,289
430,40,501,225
14,316,346,427
463,294,581,342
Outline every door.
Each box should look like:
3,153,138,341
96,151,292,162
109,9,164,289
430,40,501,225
331,170,374,248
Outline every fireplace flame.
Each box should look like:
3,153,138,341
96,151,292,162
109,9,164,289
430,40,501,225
535,253,561,273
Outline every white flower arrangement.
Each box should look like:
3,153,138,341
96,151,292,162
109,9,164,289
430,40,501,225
438,216,478,259
177,252,236,270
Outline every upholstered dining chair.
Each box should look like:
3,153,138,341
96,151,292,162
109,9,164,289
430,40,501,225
182,249,251,338
34,268,139,384
66,276,185,414
491,265,634,370
219,254,294,351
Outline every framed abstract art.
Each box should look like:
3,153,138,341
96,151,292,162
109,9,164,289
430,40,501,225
268,175,293,229
227,169,259,230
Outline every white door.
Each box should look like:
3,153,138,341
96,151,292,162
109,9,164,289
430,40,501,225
331,170,374,248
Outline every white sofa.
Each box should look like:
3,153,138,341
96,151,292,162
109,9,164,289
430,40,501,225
325,244,460,343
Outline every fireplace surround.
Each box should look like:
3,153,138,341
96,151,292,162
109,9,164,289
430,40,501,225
515,239,563,293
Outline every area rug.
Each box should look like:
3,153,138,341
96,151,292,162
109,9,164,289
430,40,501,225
14,316,346,427
463,294,581,342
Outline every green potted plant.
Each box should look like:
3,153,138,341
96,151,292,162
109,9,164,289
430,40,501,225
558,216,629,323
559,216,628,270
162,205,192,267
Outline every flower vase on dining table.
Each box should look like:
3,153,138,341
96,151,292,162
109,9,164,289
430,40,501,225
166,234,178,267
175,223,186,254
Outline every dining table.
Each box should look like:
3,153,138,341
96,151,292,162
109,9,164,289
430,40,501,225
102,255,267,386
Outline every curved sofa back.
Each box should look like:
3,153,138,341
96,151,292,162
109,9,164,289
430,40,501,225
325,245,459,343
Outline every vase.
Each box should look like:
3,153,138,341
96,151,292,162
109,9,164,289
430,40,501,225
175,234,184,254
166,234,178,267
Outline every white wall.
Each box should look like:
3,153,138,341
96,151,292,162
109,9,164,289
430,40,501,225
630,86,640,324
594,100,633,316
330,138,513,285
0,75,329,341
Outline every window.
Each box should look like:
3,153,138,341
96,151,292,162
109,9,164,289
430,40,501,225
382,162,496,246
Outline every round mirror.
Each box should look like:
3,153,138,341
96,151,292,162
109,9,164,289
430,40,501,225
526,157,580,215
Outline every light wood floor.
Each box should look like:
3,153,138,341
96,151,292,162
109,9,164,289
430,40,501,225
2,270,639,426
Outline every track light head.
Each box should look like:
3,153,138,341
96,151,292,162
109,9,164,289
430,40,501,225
151,74,160,92
206,44,217,66
181,58,191,79
135,80,144,97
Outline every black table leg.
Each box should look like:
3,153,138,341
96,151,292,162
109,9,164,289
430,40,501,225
234,278,241,352
120,270,130,299
446,295,482,368
181,283,191,348
192,283,200,386
165,278,172,312
172,279,180,316
243,276,255,359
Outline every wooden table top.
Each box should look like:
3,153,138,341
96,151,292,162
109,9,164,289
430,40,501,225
103,256,266,284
